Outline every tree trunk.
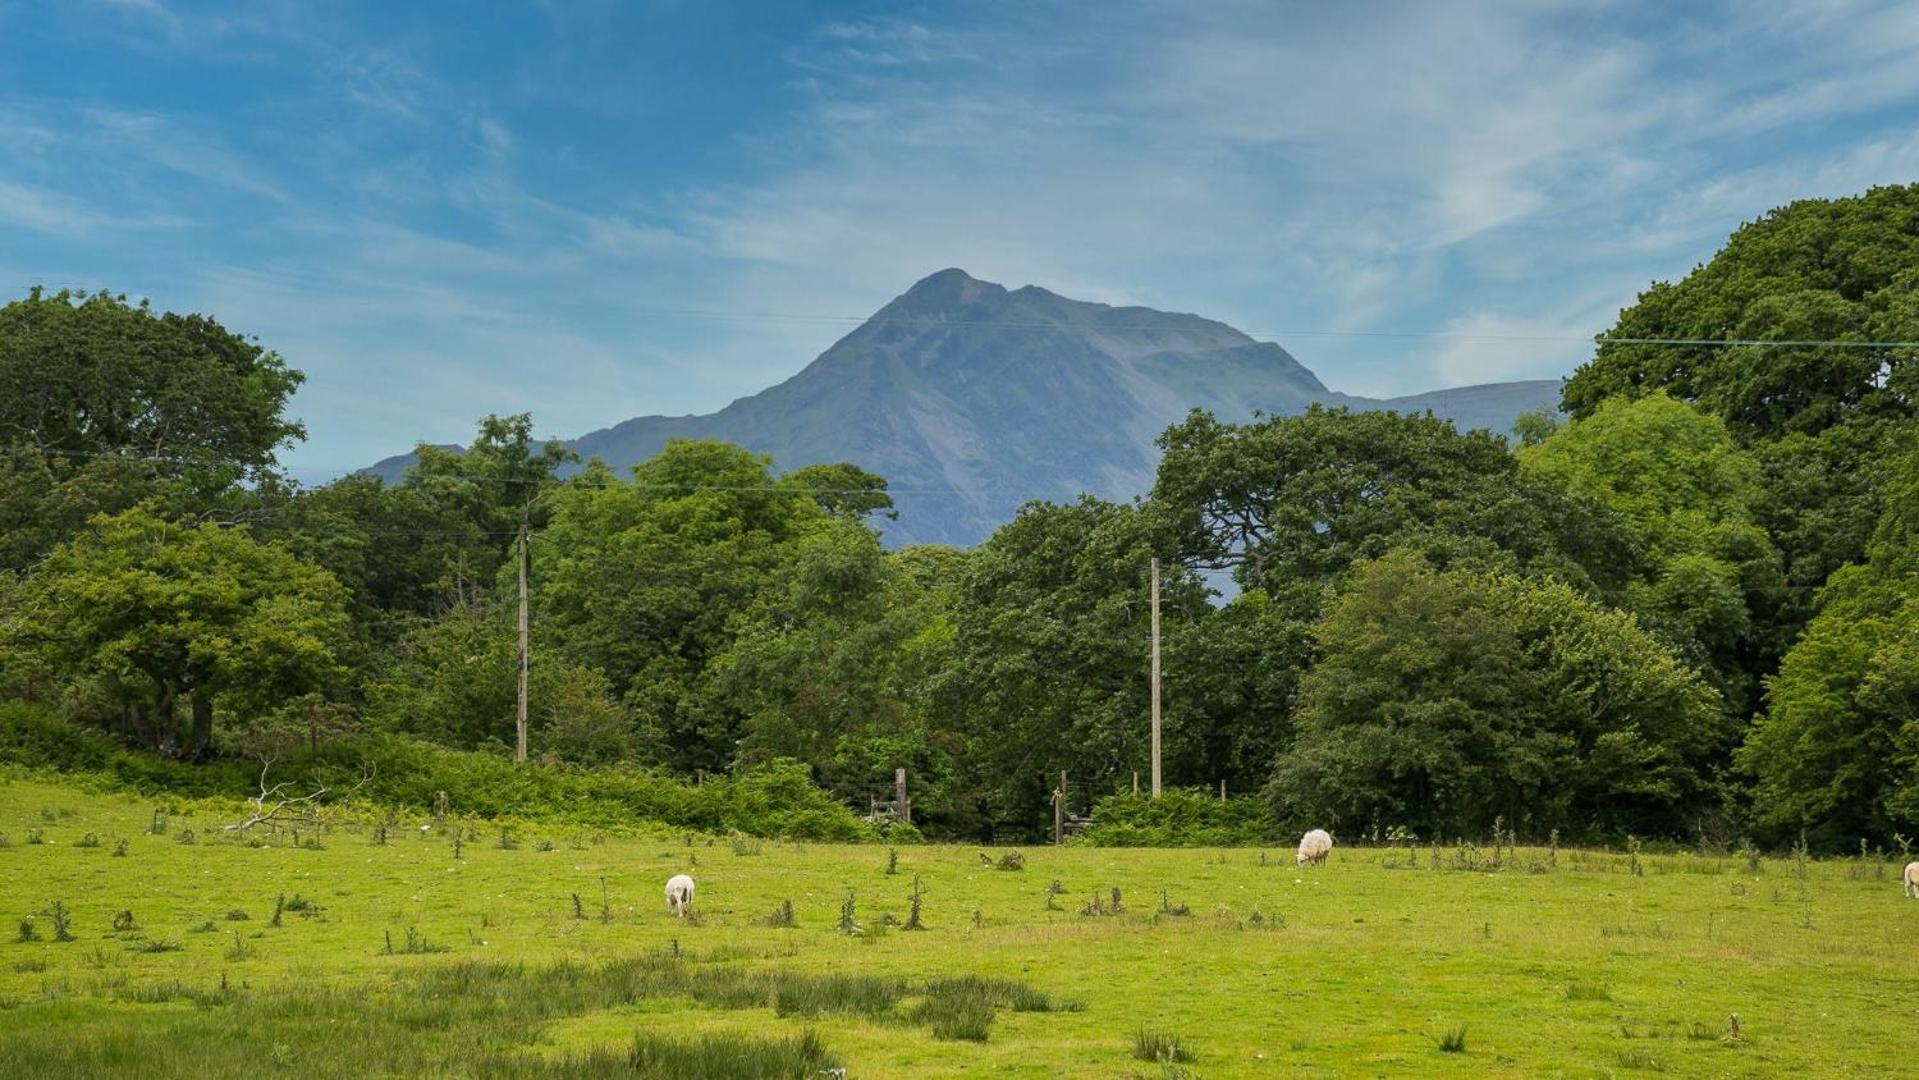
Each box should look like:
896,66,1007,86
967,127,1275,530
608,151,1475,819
152,683,177,755
189,693,214,762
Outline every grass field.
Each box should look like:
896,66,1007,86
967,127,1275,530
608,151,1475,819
0,777,1914,1078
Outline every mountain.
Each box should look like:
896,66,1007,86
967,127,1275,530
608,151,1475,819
366,269,1562,546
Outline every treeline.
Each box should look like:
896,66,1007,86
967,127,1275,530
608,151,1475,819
3,186,1917,849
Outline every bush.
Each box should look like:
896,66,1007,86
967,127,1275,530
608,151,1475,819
1073,789,1281,847
0,705,876,840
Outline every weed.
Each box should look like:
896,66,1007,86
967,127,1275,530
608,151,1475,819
1437,1025,1467,1053
1626,835,1644,877
44,901,73,942
370,824,388,846
111,910,137,933
570,893,584,921
130,939,183,954
1615,1047,1665,1071
1565,982,1612,1002
111,838,128,858
764,898,796,928
270,894,284,928
382,927,448,955
175,829,196,845
1110,886,1124,912
1133,1029,1197,1063
837,892,861,935
0,834,8,849
225,933,252,961
904,874,926,931
533,838,553,852
884,846,898,874
225,909,249,922
451,833,463,860
996,851,1025,871
25,828,41,845
148,809,166,835
599,876,612,924
971,907,984,929
15,917,37,943
74,833,100,849
190,920,217,934
1158,889,1190,917
729,832,760,856
496,827,517,851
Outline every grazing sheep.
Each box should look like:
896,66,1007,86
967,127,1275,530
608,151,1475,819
664,873,696,916
1905,861,1918,899
1297,829,1334,867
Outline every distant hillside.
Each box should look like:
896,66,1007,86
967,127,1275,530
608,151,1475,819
367,269,1561,546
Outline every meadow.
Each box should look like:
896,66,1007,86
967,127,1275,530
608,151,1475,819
0,777,1913,1078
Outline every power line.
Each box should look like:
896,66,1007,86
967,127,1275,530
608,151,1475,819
13,278,1919,348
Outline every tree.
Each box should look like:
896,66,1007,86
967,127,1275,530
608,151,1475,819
363,598,637,763
1561,185,1919,590
1738,439,1919,846
0,288,307,569
5,508,350,757
1268,550,1725,841
533,440,831,773
0,287,305,470
716,518,952,805
1518,393,1786,713
928,498,1213,837
782,462,898,523
1151,406,1633,599
404,413,577,594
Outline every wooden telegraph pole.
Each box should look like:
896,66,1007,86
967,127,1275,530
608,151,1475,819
1150,557,1162,798
515,517,530,764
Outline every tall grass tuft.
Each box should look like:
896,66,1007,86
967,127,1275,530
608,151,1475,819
1132,1029,1197,1063
1437,1025,1467,1053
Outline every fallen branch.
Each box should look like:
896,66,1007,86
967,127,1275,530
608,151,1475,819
223,757,371,832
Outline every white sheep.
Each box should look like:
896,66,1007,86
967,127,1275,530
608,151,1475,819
1904,861,1918,899
1296,828,1333,867
665,873,696,917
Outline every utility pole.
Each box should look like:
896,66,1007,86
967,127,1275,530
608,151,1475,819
1150,557,1162,798
515,516,530,764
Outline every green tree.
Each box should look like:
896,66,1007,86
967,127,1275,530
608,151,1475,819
0,288,306,569
1738,440,1919,846
1561,185,1919,589
1518,393,1785,713
1152,406,1633,598
4,508,350,757
363,599,637,763
533,441,830,773
782,462,897,523
716,519,955,810
404,413,577,595
929,498,1212,837
1269,550,1725,841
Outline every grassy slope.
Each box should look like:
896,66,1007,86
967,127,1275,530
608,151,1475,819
0,778,1913,1078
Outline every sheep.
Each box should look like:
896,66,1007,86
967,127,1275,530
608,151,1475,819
664,873,696,917
1296,829,1333,867
1905,861,1918,899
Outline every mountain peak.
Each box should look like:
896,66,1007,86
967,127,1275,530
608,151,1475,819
881,267,1006,317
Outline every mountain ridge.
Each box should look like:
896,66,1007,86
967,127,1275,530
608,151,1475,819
367,269,1562,546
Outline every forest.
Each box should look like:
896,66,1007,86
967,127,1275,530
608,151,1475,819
2,185,1916,850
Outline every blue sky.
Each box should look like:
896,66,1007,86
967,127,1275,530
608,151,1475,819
6,0,1919,477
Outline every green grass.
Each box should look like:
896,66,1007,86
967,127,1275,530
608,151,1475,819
1,777,1915,1077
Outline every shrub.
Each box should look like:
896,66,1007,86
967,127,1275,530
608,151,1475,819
1077,789,1281,847
0,706,876,840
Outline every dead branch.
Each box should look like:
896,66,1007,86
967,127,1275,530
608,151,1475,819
223,756,372,832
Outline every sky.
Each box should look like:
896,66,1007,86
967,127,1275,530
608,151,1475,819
6,0,1919,478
